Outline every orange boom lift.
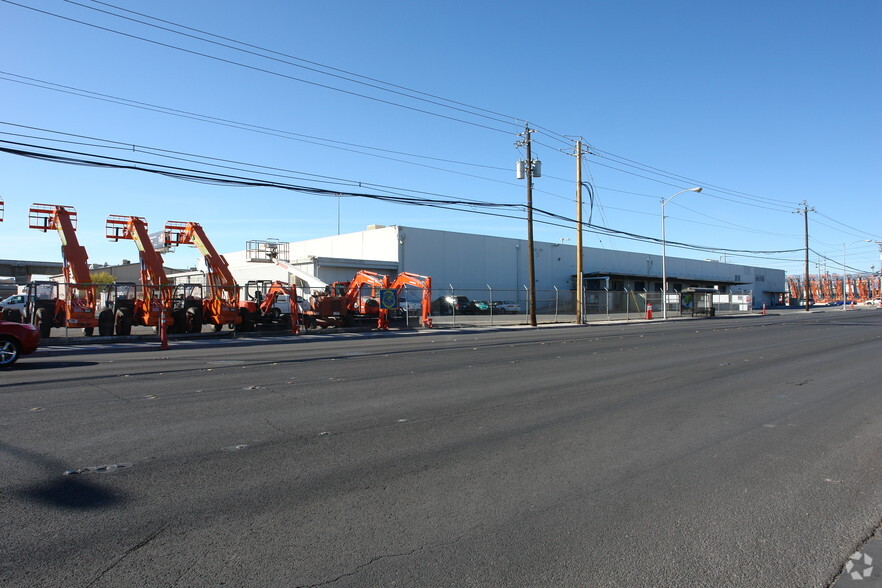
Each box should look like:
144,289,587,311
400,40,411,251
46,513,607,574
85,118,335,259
105,215,175,333
27,203,98,337
163,221,240,330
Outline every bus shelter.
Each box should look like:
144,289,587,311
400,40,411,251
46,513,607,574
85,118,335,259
681,287,717,317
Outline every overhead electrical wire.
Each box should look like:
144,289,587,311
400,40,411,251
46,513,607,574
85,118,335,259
3,0,812,206
3,3,874,262
1,0,515,135
0,138,806,260
64,0,526,131
808,248,871,274
814,210,882,240
590,146,797,208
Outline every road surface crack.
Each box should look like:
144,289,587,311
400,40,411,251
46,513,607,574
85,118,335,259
86,524,167,587
299,527,479,587
83,379,128,402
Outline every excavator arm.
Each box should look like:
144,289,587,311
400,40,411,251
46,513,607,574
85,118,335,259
342,270,389,330
389,272,433,327
259,281,301,334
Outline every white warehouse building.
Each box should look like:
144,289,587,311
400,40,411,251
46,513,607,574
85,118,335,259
206,225,785,311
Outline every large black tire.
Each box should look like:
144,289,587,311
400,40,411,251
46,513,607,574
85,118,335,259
98,309,114,336
115,309,133,336
0,335,21,367
186,307,203,334
35,307,52,338
3,308,22,323
83,327,94,337
237,308,252,332
171,309,187,334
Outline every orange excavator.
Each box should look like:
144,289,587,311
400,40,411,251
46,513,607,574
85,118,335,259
105,215,174,335
238,280,301,333
163,221,240,331
26,203,98,337
341,270,390,329
388,272,433,327
304,270,390,329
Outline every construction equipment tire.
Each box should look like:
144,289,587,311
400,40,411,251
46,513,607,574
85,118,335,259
115,309,132,336
186,307,202,334
98,309,114,336
35,308,52,338
3,308,22,323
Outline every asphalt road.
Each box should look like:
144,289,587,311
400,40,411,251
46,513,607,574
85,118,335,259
2,310,881,587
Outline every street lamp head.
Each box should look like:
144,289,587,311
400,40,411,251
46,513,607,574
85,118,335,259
690,187,703,193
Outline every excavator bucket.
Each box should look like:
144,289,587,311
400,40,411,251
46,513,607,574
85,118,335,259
29,203,76,232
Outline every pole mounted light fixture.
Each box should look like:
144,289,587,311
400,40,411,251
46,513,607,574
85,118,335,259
661,187,702,320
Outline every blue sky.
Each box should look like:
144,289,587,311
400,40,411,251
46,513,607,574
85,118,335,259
1,0,880,277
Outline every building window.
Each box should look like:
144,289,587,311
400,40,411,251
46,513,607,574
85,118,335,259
756,274,765,282
634,280,645,291
734,274,741,282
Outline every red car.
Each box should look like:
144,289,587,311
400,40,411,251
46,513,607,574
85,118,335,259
0,320,40,367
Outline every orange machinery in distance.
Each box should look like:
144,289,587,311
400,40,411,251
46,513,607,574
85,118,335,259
388,272,433,328
238,280,300,334
163,220,240,330
105,215,174,333
26,203,98,337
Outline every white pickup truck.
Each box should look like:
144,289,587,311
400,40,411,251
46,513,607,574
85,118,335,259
0,293,28,321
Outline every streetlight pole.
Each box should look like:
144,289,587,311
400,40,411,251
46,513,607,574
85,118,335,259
661,187,702,320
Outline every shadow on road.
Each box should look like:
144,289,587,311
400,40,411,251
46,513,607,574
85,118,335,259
0,442,129,510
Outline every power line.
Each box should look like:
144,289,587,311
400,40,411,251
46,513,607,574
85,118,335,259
68,0,525,128
0,138,805,260
5,0,817,206
1,0,516,135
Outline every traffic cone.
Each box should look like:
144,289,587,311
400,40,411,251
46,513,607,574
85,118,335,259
762,304,766,316
646,303,653,320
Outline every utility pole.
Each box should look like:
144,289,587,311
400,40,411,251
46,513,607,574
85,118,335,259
575,140,585,324
516,125,539,327
796,201,814,312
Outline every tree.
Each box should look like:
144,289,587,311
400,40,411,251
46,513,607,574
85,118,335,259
90,271,115,285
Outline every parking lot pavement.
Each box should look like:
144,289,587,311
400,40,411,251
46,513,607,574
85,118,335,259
832,528,882,586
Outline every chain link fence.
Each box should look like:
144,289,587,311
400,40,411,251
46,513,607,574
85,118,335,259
426,287,755,327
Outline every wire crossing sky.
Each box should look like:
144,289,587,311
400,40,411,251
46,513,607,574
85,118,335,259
1,0,880,276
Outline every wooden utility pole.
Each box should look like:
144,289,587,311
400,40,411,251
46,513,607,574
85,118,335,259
799,200,814,312
524,126,537,327
575,140,584,324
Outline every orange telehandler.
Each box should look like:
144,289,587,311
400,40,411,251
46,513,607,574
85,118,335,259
104,215,175,335
26,203,98,337
163,221,240,332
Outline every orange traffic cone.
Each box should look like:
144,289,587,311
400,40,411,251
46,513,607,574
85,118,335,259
646,303,653,320
762,304,766,316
